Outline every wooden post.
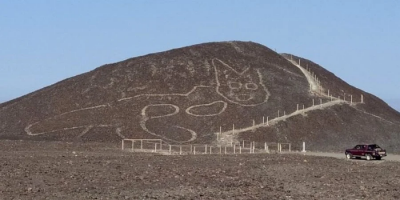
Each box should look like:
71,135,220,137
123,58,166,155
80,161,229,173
132,140,134,152
344,93,346,101
284,111,286,116
278,110,280,117
210,146,212,154
169,145,172,154
194,146,196,155
297,104,299,111
267,116,269,126
205,145,207,154
140,140,143,150
242,140,245,148
289,143,291,152
239,146,242,154
253,119,255,128
303,104,305,110
155,143,157,153
179,146,182,155
299,59,301,66
361,94,364,103
234,145,236,154
224,146,227,154
328,90,330,97
302,142,306,152
351,95,353,105
263,116,265,125
160,140,163,150
122,140,124,150
312,99,315,106
232,124,235,135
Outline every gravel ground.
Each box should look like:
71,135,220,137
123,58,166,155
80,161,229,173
1,140,399,199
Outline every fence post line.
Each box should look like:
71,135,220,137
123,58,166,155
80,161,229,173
205,145,207,154
267,116,269,126
302,104,305,110
239,146,242,154
361,94,364,103
297,104,299,111
263,116,265,125
122,140,124,150
140,140,143,150
312,99,315,106
242,140,245,148
302,142,306,152
155,143,157,153
169,145,172,154
253,119,255,128
132,140,134,152
289,143,291,152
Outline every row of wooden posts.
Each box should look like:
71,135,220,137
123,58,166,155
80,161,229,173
216,94,364,141
121,139,292,155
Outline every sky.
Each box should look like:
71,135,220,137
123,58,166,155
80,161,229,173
1,1,399,111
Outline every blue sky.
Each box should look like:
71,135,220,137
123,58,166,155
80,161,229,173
1,1,399,111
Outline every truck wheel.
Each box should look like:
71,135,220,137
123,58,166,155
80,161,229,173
366,154,372,161
346,153,352,159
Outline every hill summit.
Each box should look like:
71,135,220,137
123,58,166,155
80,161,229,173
1,41,400,152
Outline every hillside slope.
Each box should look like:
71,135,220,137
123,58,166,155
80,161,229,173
1,41,399,152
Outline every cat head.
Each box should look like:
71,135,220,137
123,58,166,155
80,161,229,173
212,58,270,106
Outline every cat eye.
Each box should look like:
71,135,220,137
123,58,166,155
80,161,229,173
245,83,258,90
228,82,241,89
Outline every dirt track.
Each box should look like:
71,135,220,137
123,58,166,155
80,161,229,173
1,140,400,199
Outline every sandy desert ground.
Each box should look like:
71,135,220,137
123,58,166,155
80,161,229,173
1,140,399,200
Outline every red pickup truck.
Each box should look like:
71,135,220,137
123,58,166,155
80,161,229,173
345,144,387,160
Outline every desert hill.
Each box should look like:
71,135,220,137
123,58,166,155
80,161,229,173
1,41,400,152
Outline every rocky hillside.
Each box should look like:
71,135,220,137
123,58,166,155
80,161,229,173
1,41,400,152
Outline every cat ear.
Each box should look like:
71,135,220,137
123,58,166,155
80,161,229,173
212,59,241,77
